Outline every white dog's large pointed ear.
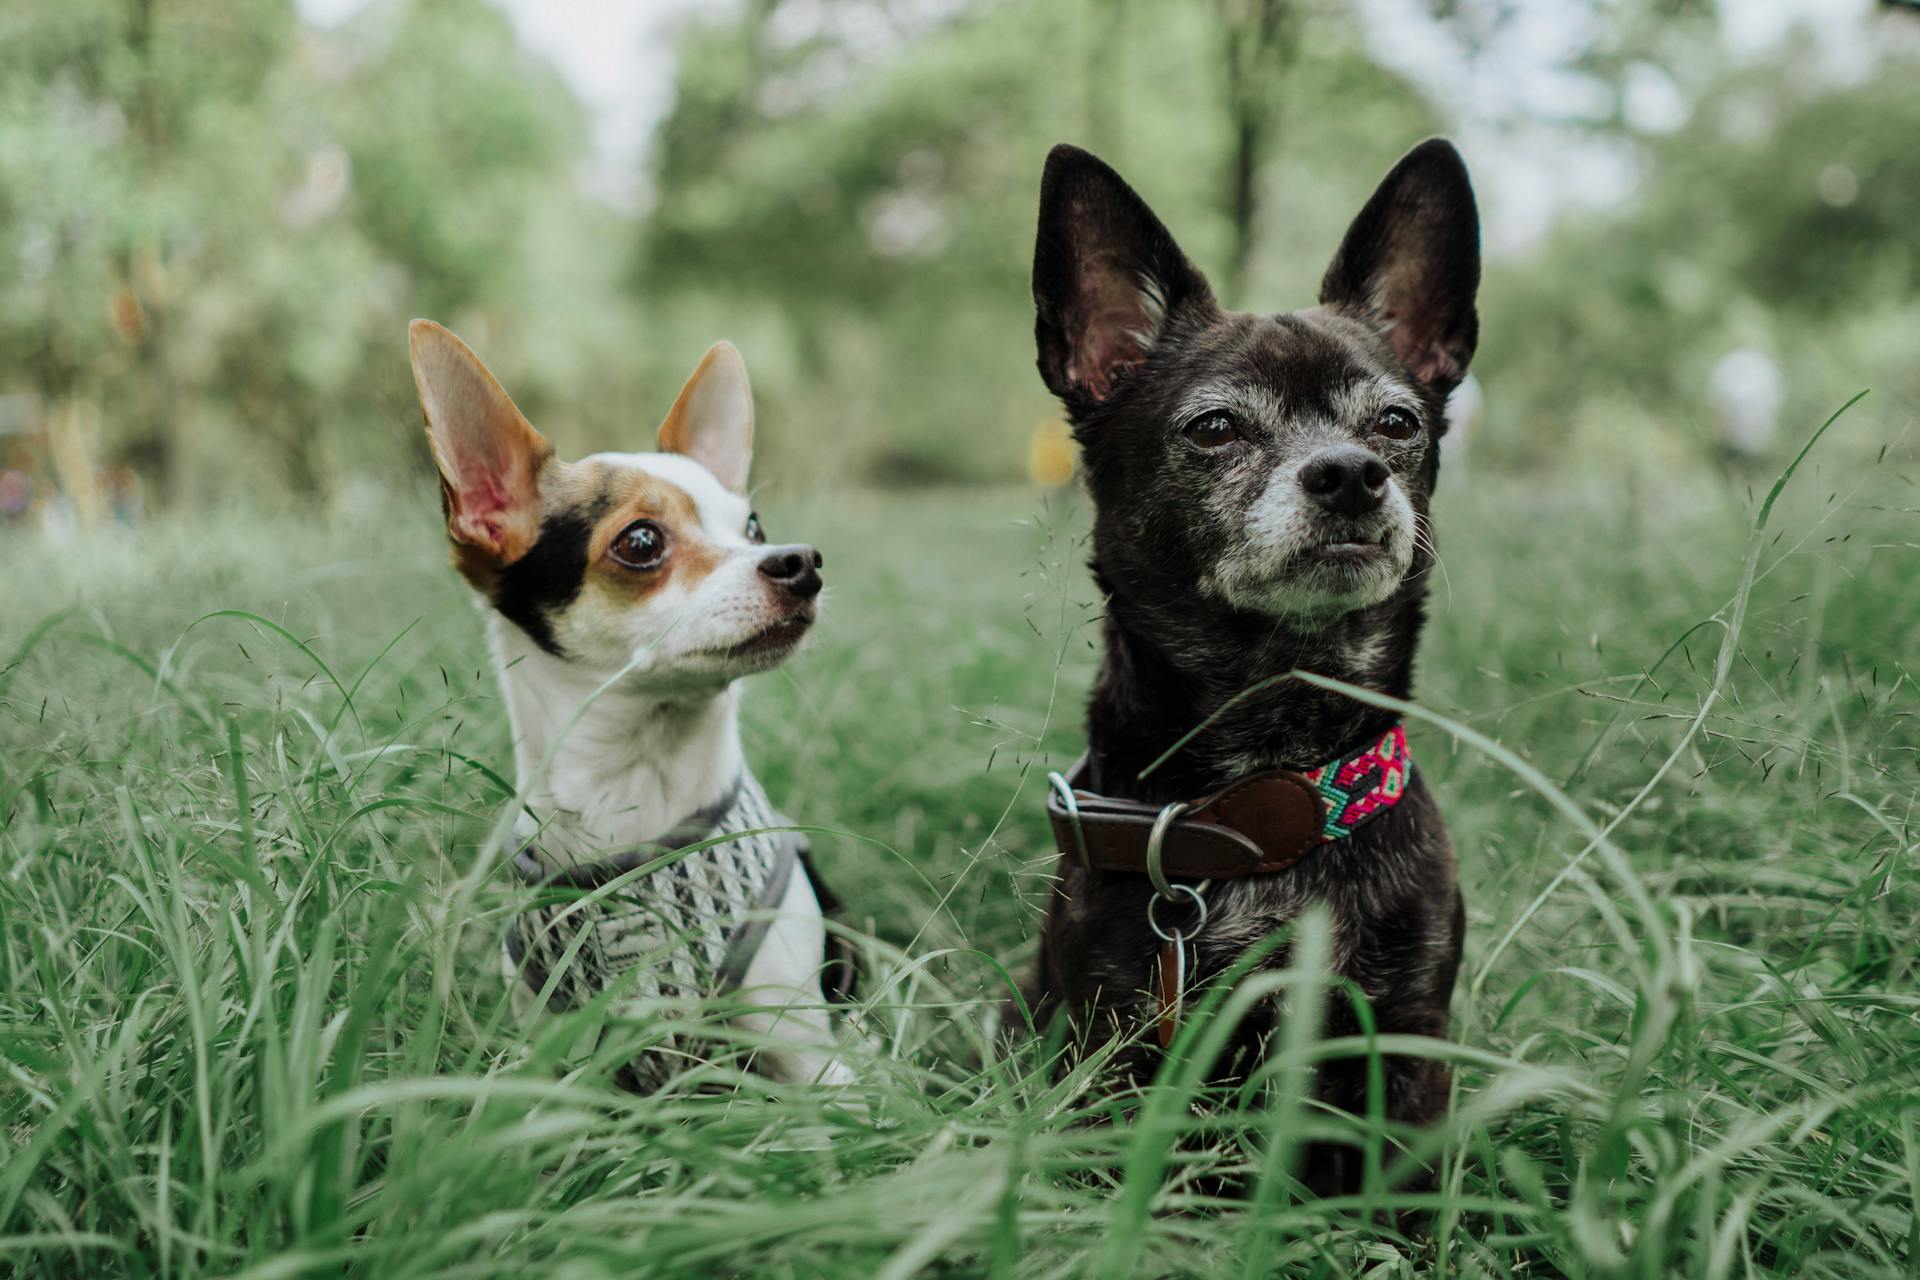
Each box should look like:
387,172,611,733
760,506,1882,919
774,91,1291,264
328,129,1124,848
408,320,553,564
658,342,754,493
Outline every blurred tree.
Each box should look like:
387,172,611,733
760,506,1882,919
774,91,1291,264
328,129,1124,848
8,0,1904,504
337,0,585,321
639,0,1433,483
1421,0,1717,113
1218,0,1299,305
1475,43,1920,469
0,0,597,505
217,0,588,496
0,0,297,503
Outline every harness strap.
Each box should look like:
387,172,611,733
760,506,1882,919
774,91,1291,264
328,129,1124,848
508,776,744,887
505,774,855,1010
711,839,800,992
798,848,859,1004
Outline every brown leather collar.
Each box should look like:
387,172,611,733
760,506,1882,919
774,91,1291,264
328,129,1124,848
1044,755,1330,881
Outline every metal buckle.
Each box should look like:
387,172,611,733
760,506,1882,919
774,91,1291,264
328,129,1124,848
1047,771,1092,872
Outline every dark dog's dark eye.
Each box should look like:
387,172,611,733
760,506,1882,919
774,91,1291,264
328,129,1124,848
1376,407,1420,440
1183,411,1241,449
745,512,765,544
610,519,668,570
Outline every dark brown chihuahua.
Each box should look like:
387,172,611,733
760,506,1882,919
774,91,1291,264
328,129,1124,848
1026,139,1478,1191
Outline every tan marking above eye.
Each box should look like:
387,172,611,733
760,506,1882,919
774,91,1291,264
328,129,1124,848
576,467,725,597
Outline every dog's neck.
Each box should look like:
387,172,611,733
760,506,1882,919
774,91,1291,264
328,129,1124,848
488,617,745,866
1083,578,1423,804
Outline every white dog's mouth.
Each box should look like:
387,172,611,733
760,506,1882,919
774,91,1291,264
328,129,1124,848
704,610,815,662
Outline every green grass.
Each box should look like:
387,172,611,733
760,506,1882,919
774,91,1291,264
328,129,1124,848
4,414,1920,1277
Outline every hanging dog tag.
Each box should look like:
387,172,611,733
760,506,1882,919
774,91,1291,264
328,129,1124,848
1155,931,1187,1049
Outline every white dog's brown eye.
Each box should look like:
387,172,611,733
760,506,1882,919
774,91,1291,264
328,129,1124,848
745,512,765,544
1376,407,1420,440
1183,411,1241,449
610,519,668,569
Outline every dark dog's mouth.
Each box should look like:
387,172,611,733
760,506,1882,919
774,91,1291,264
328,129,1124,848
1303,529,1391,565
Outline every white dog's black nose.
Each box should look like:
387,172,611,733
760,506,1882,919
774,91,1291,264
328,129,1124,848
758,545,824,599
1299,446,1390,517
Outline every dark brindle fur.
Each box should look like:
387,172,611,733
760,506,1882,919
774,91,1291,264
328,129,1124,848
1025,140,1480,1191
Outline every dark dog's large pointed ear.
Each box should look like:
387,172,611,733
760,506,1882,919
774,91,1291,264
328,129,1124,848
1321,139,1480,394
1032,144,1216,405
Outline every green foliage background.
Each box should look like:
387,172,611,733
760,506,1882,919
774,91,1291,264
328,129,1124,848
4,0,1915,500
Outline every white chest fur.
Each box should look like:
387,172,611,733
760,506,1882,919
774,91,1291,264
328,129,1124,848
486,615,852,1085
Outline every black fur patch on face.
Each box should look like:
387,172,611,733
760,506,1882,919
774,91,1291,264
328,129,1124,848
493,509,598,657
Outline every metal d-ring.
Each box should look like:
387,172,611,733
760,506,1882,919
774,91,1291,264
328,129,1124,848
1147,881,1209,943
1047,771,1092,872
1143,801,1190,899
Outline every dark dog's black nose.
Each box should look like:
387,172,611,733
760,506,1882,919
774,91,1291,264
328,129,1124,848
758,545,824,599
1299,447,1390,517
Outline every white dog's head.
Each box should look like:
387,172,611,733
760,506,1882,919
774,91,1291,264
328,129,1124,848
408,321,821,692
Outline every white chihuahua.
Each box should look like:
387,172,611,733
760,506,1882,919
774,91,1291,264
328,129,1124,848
408,320,853,1088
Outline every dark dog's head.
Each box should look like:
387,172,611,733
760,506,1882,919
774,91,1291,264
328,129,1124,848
1032,140,1479,642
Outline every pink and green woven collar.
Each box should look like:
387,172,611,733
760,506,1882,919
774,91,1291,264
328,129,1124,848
1300,723,1411,840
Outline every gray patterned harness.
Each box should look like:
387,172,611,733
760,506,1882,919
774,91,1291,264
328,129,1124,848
505,772,848,1090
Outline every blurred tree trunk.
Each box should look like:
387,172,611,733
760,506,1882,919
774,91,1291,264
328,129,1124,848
121,0,182,503
28,230,103,525
46,399,106,527
232,351,328,499
121,256,182,502
1219,0,1298,306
